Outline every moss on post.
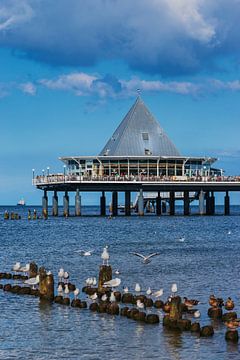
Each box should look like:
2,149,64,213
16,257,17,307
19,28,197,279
98,265,112,293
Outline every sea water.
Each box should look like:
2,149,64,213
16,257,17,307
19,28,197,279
0,205,240,359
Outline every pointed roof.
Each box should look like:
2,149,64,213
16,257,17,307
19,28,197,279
99,97,180,157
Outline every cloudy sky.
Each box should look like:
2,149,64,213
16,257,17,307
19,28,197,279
0,0,240,205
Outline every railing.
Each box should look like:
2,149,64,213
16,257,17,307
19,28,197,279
33,174,240,185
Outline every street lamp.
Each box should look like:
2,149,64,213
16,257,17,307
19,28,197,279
42,169,45,177
32,168,35,180
47,166,50,176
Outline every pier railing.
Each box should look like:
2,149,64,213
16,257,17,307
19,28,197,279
33,174,240,186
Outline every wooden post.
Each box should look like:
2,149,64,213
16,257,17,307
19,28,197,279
98,265,112,293
169,296,182,320
39,267,54,302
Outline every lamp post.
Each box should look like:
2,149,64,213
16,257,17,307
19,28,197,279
42,169,45,177
47,166,50,176
32,168,35,181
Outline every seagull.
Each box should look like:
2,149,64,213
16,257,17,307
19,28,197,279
63,271,69,284
146,287,152,295
228,230,232,235
64,284,69,296
12,262,21,273
130,252,160,264
123,286,129,293
89,293,98,301
171,283,177,296
136,300,145,309
101,246,110,266
115,269,120,275
19,263,30,276
92,277,97,286
24,275,40,289
103,278,121,288
153,289,164,298
178,237,185,242
135,283,141,292
58,284,63,293
58,268,64,282
110,292,116,302
76,250,93,256
101,294,108,301
194,310,201,319
85,277,93,286
74,288,80,300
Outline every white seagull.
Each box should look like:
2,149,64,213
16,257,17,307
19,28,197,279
135,283,141,292
153,289,164,298
92,277,97,286
101,294,108,301
19,263,30,274
101,246,110,266
76,250,94,256
58,284,63,293
24,275,40,289
123,286,129,293
110,292,116,303
63,271,69,284
131,252,160,264
146,287,152,296
171,283,178,296
74,288,80,300
136,300,145,309
89,293,98,301
12,262,21,272
103,278,121,288
194,310,201,319
58,268,64,282
64,284,70,296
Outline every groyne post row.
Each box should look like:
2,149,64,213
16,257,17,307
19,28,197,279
41,189,231,217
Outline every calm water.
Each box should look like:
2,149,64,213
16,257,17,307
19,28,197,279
0,205,240,359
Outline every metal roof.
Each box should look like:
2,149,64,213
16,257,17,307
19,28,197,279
99,97,180,157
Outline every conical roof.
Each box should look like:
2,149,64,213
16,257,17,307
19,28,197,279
99,97,180,157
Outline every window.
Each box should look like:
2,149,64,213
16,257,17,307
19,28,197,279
142,132,149,141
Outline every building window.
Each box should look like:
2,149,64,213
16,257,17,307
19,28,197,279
142,132,149,141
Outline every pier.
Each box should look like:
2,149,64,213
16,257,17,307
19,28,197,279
33,97,240,217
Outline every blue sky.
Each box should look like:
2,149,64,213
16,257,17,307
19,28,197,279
0,0,240,205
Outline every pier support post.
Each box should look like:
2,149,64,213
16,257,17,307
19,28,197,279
206,192,211,215
210,192,215,215
224,191,230,215
199,190,205,215
169,191,175,216
75,188,81,216
42,190,48,218
100,192,106,216
63,191,69,217
183,191,190,216
125,191,131,216
138,189,144,216
52,190,58,217
156,192,161,216
112,191,118,216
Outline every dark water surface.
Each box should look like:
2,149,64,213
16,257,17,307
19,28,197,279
0,206,240,359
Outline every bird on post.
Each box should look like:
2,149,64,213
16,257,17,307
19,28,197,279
171,283,177,297
101,246,110,266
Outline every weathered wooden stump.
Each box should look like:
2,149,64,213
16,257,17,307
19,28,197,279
154,300,164,309
114,291,122,302
200,325,214,337
90,302,99,312
98,303,108,313
3,284,12,292
98,265,112,293
145,314,160,324
208,307,222,319
177,319,191,331
29,262,38,278
71,299,81,308
122,293,134,304
144,298,154,307
169,296,182,320
62,298,70,306
191,322,201,333
54,295,63,304
106,303,119,315
222,312,237,322
79,301,87,308
39,267,54,302
225,330,239,342
120,307,129,316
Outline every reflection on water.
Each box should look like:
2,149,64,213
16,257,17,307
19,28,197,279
0,205,240,359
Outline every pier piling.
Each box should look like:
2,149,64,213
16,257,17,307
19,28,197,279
183,191,190,216
199,190,205,215
224,191,230,215
112,191,118,216
63,191,69,217
52,190,58,217
169,191,175,216
138,189,144,216
42,190,48,218
100,192,106,216
75,188,81,216
125,191,131,216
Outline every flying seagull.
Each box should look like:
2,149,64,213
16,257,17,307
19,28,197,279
76,250,94,256
130,252,160,264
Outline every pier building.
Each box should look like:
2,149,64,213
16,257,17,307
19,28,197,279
33,97,240,217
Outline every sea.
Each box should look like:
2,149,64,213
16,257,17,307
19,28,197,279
0,205,240,360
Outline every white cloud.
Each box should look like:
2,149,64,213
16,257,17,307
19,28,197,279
19,82,36,95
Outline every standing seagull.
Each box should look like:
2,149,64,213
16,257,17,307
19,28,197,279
171,283,178,296
101,246,110,266
130,252,160,264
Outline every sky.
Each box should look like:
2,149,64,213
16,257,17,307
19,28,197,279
0,0,240,205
